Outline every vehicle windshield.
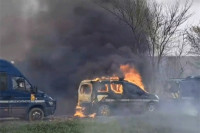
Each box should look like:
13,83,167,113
12,77,32,92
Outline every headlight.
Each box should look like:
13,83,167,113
48,101,54,106
48,96,53,100
155,95,159,100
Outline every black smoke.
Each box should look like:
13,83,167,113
1,0,151,115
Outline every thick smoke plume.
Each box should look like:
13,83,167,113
0,0,151,114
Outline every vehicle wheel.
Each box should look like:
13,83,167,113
28,108,44,121
147,102,157,112
98,105,111,116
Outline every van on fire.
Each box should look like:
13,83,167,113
0,59,56,121
75,78,159,116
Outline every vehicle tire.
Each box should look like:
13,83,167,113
146,102,157,112
98,105,111,116
28,108,44,121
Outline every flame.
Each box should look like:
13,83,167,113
74,64,146,118
97,84,109,93
93,76,119,81
120,64,146,92
74,103,86,118
88,113,96,118
74,102,96,118
110,83,123,94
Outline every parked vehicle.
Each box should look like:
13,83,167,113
0,59,56,121
168,77,200,104
77,78,159,116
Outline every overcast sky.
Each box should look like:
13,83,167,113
156,0,200,27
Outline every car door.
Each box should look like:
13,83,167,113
0,72,10,117
123,83,146,111
108,81,125,109
95,82,110,102
10,77,31,117
78,83,93,103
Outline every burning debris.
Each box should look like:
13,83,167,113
74,103,86,118
74,102,96,118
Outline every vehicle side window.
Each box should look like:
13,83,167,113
180,80,199,97
80,84,92,95
110,83,123,94
125,83,143,95
25,80,32,92
167,81,179,93
97,83,109,93
0,72,8,91
12,77,31,92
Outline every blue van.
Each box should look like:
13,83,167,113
0,59,56,121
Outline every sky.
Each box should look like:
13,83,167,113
188,0,200,25
157,0,200,27
21,0,200,27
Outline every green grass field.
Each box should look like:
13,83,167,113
0,113,199,133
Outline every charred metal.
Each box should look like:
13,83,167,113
76,78,159,116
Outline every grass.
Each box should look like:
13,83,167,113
0,120,82,133
0,113,199,133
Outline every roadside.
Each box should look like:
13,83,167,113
0,113,199,133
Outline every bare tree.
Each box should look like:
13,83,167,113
96,0,192,67
187,25,200,55
186,25,200,72
146,0,192,66
96,0,151,54
172,31,189,78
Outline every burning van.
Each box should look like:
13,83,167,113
75,78,159,117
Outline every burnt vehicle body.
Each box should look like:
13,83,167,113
78,79,159,116
0,59,56,121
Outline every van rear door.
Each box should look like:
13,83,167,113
0,72,10,117
78,83,93,103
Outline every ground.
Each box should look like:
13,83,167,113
0,113,199,133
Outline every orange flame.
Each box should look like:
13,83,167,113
93,76,119,81
74,102,96,118
110,83,123,94
74,103,86,118
74,64,146,118
88,113,96,118
120,64,146,92
97,84,109,93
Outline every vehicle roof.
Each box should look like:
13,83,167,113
81,79,133,85
80,80,109,84
168,78,184,83
0,59,23,76
185,75,200,80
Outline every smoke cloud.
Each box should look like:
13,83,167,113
1,0,199,116
1,2,200,133
0,0,151,114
